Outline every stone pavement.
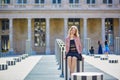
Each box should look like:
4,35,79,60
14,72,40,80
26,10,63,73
84,62,118,80
0,56,42,80
0,55,119,80
24,55,118,80
24,55,64,80
84,54,120,80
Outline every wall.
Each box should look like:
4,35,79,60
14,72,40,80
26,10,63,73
50,18,64,53
13,19,27,54
87,18,102,53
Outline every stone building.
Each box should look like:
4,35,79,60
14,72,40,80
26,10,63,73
0,0,120,55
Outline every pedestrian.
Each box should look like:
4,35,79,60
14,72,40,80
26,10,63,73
89,46,94,56
65,26,82,80
104,40,110,57
98,41,103,54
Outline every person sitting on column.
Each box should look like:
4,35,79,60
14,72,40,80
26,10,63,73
65,26,82,80
89,46,94,56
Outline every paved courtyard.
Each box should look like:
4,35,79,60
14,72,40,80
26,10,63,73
0,54,120,80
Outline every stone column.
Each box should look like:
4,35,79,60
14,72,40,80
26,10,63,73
27,18,32,54
102,18,105,43
119,18,120,37
10,0,13,4
64,18,68,40
83,18,88,54
9,18,13,51
28,18,32,41
112,0,114,7
83,18,87,46
46,18,50,54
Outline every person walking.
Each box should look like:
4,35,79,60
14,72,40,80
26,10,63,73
98,41,103,54
104,40,110,57
65,26,82,80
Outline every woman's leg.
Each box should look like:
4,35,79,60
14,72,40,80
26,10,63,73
71,57,77,74
106,52,108,57
67,56,72,74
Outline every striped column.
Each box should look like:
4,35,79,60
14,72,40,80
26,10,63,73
72,72,103,80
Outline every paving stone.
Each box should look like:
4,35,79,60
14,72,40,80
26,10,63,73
25,55,118,80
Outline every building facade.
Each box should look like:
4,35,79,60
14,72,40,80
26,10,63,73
0,0,120,55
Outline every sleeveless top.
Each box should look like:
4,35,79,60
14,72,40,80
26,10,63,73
69,40,77,53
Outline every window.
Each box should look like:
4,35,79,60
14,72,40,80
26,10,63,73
34,19,46,47
105,18,114,46
69,0,79,3
69,0,73,3
69,0,80,8
35,0,44,4
1,35,9,52
0,0,10,4
17,0,27,4
109,0,112,4
2,20,9,31
103,0,112,4
87,0,95,4
103,0,107,3
52,0,61,4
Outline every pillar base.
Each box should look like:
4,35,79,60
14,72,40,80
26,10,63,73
9,48,14,52
9,48,14,55
46,48,50,55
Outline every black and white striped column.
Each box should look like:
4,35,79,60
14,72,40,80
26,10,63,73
94,54,101,58
13,57,21,62
72,72,103,80
100,55,108,60
109,57,118,63
109,59,118,63
0,59,8,70
0,64,8,70
6,59,16,66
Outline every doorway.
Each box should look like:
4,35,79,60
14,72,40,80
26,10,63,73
34,18,46,54
105,18,114,53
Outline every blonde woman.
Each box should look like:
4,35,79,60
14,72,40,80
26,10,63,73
65,26,82,79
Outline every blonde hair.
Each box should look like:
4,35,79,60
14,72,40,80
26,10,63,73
67,25,79,37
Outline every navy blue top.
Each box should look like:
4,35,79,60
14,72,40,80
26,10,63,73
69,39,77,53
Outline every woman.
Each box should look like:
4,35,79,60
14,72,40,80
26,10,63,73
98,41,103,54
104,40,110,57
65,26,82,79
